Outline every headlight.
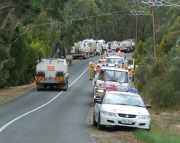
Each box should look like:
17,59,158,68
101,111,117,117
97,89,105,93
137,115,151,120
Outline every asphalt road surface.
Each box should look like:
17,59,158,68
0,53,133,143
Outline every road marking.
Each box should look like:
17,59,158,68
0,67,89,133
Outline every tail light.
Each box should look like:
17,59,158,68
37,71,45,77
56,70,64,77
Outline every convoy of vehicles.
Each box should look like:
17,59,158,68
71,38,135,59
35,57,69,91
89,48,151,131
34,38,151,131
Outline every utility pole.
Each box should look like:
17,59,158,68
152,0,156,58
142,0,179,58
136,0,138,48
130,9,150,49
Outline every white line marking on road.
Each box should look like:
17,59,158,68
0,67,89,133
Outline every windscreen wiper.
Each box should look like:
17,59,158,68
131,105,144,107
106,79,117,82
116,103,129,105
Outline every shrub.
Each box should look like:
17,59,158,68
144,77,178,108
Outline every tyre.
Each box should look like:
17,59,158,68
147,123,151,131
42,85,46,90
93,112,97,126
64,80,68,91
97,113,104,130
37,87,40,91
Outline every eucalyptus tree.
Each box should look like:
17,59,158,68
0,0,34,86
0,0,68,86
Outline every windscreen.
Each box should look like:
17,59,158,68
106,58,124,64
104,93,144,107
98,69,128,83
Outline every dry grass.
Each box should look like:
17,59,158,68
0,83,36,104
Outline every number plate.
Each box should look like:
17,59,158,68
117,85,128,91
121,119,132,124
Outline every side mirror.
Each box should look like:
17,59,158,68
66,74,69,79
146,104,151,109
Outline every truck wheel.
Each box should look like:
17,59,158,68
37,87,40,91
43,85,46,90
64,80,68,91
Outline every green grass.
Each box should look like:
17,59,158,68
134,130,180,143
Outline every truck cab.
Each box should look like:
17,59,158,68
93,67,130,102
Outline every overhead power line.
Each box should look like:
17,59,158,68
28,10,138,27
130,10,151,15
142,0,180,58
142,0,180,7
68,10,132,22
29,10,131,27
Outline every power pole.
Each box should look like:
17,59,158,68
142,0,180,58
152,0,156,58
130,9,150,48
136,0,138,48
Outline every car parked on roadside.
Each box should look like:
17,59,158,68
93,91,151,130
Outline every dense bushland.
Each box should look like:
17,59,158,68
134,37,180,109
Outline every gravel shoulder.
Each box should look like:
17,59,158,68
0,83,36,105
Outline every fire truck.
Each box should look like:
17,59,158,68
71,41,89,59
71,39,97,59
35,58,69,91
92,66,129,102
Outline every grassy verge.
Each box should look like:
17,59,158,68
135,130,180,143
133,108,180,143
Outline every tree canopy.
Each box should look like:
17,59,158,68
0,0,179,95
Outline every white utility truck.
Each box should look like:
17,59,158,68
93,67,129,102
96,39,106,55
35,58,69,91
71,41,89,59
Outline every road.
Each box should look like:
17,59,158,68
0,53,132,143
0,55,102,143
